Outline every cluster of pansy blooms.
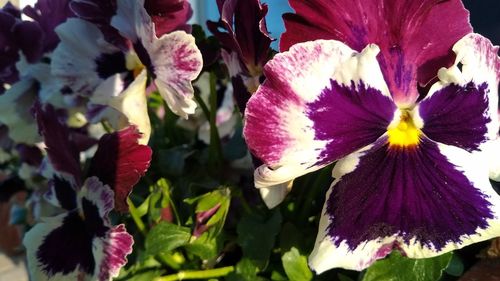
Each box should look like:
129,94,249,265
0,0,498,279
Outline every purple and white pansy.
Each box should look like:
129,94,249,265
244,0,500,273
110,0,203,119
23,176,133,281
22,103,152,280
51,0,202,144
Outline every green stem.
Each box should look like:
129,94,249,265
127,197,146,235
154,266,234,281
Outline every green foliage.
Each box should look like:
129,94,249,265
237,210,282,269
281,248,313,281
145,222,191,257
362,252,453,281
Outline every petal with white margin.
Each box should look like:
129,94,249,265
23,177,133,281
419,34,499,152
243,40,395,207
310,137,500,272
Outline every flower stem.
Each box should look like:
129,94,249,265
154,266,234,281
127,197,146,235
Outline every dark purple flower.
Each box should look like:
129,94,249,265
207,0,273,112
23,0,75,53
0,3,43,84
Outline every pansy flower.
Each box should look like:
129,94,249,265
52,0,202,144
0,2,43,87
244,0,500,272
207,0,273,112
23,103,152,280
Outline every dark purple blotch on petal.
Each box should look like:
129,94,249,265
133,41,156,79
37,200,108,277
419,82,491,152
70,0,128,49
52,176,77,211
326,137,493,251
307,80,396,165
95,51,127,79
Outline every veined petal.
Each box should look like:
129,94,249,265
281,0,472,105
151,31,203,118
244,40,395,195
310,137,500,272
111,0,202,118
419,34,499,152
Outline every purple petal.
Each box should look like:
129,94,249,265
310,137,500,272
22,0,75,53
419,34,500,152
281,0,472,105
419,82,490,151
244,40,394,200
207,0,272,76
13,21,44,63
15,144,43,166
33,102,82,185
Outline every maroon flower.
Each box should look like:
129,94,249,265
144,0,193,36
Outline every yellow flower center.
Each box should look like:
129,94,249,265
387,109,421,148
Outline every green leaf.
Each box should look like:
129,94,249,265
444,253,464,277
282,248,312,281
185,232,222,260
226,259,267,281
363,251,453,281
237,210,282,269
145,222,191,257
